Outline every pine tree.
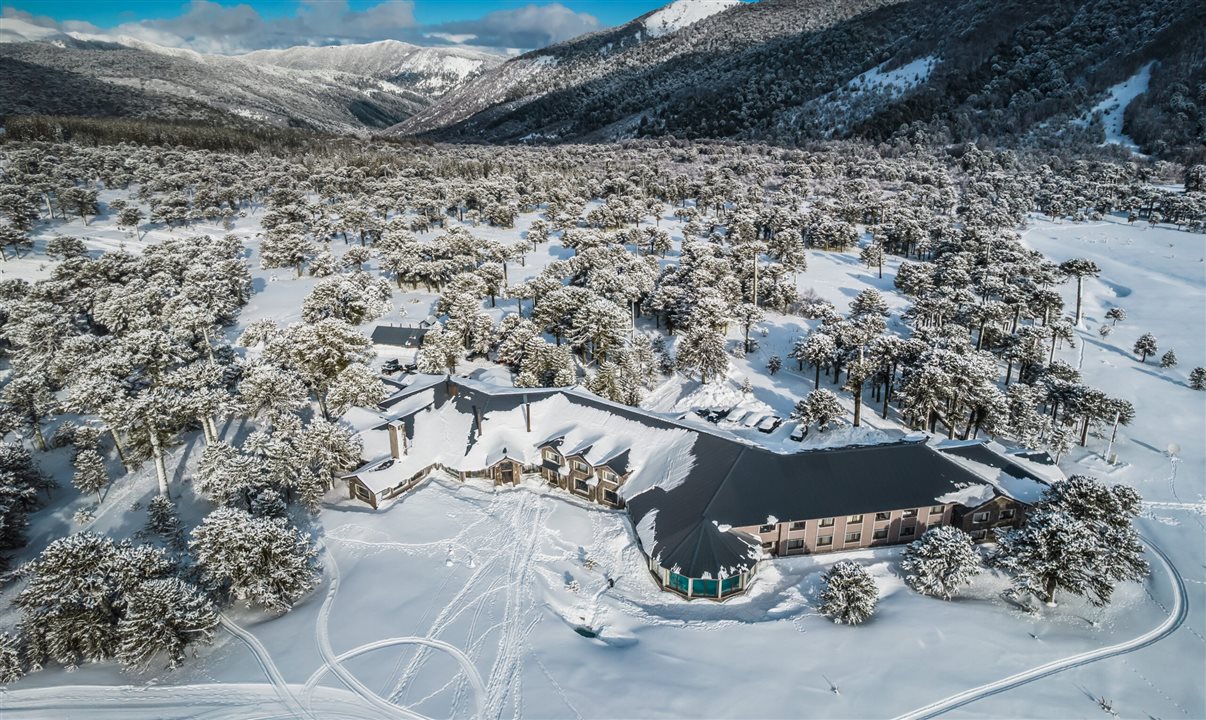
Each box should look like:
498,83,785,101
1159,350,1177,368
806,389,843,431
190,507,321,612
1132,333,1158,362
675,326,729,384
417,326,464,375
1189,367,1206,390
767,355,782,375
15,533,174,668
115,577,218,670
145,494,183,542
1104,307,1126,326
1059,259,1100,325
0,631,25,683
71,449,108,503
900,526,981,600
819,560,878,625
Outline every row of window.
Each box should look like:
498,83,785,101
972,508,1016,524
543,449,619,481
759,506,945,535
570,477,619,505
776,524,917,551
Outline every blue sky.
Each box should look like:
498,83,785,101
2,0,678,53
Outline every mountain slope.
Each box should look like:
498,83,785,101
394,0,1204,163
240,40,502,98
0,32,499,135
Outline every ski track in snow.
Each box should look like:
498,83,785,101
893,536,1188,720
217,613,312,719
306,539,488,720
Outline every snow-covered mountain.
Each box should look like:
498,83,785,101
241,40,503,98
642,0,741,38
0,30,501,134
389,0,1203,162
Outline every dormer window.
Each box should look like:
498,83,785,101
542,448,561,463
573,460,590,473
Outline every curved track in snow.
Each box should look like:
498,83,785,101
307,540,486,720
218,613,312,719
894,537,1188,720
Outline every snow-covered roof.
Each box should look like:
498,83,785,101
934,439,1059,504
349,376,1010,578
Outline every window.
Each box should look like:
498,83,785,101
573,461,590,473
574,478,589,492
848,514,864,524
599,468,615,482
668,572,690,594
542,448,560,463
970,529,987,540
972,511,990,524
759,524,776,534
790,521,806,531
720,574,742,596
1001,508,1016,520
930,505,944,515
355,484,372,501
692,578,718,597
787,539,804,551
603,489,619,505
817,535,833,547
872,527,888,540
900,526,916,537
761,541,774,551
819,518,835,527
844,531,862,544
875,512,891,522
902,509,918,519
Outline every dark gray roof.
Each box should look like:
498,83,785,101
625,438,993,577
371,325,429,347
937,441,1048,483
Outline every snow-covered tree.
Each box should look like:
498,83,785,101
1159,350,1177,368
71,449,108,503
0,443,50,569
819,560,878,625
900,526,981,600
675,326,728,384
1104,307,1126,326
1132,333,1158,362
14,533,187,668
115,577,218,670
417,326,464,375
1058,258,1100,325
190,507,321,612
767,354,782,375
1189,367,1206,390
806,388,843,431
324,363,385,417
0,632,25,683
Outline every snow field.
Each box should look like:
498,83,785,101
0,189,1199,718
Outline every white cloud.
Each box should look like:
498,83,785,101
3,0,600,55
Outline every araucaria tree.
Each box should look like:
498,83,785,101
190,507,321,612
1132,333,1158,362
14,532,215,670
819,560,878,625
900,526,982,600
993,476,1147,606
1058,258,1100,325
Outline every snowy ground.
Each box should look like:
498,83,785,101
1075,62,1156,150
0,198,1202,719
